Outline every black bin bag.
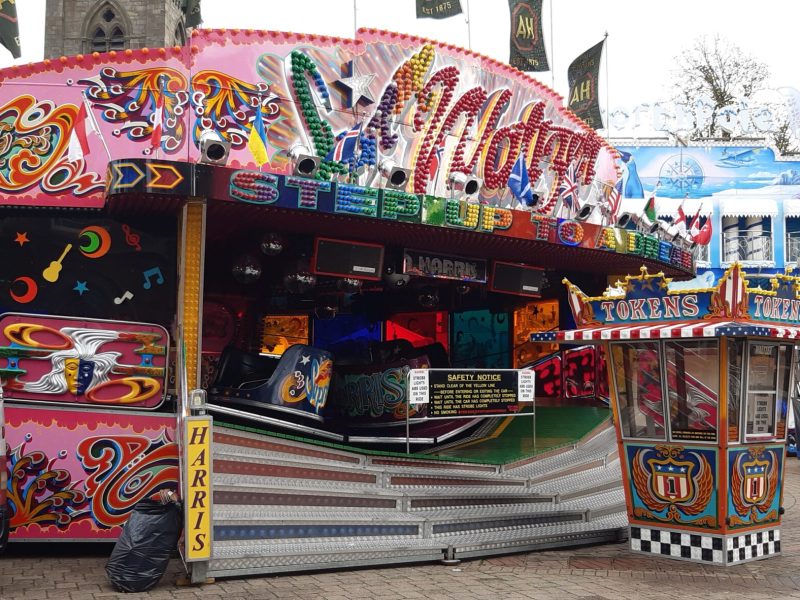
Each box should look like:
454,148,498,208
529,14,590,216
106,499,182,593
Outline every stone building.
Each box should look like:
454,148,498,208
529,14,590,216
44,0,196,59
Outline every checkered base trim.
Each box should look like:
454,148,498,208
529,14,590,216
727,529,780,565
629,526,781,566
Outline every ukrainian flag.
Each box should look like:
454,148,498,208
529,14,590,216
247,107,270,166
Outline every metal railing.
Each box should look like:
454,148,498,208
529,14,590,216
787,233,800,265
694,244,710,263
722,233,773,263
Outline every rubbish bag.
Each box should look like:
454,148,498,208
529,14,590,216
106,498,182,593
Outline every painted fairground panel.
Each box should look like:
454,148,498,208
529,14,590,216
451,309,509,369
0,28,692,274
0,314,168,410
727,445,784,530
5,405,178,540
625,443,718,530
0,216,177,326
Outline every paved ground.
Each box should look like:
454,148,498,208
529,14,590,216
5,458,800,600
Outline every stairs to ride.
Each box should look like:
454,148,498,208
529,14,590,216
207,422,627,578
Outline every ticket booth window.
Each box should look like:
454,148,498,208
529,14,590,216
745,342,791,440
727,338,745,442
610,342,666,440
665,340,719,442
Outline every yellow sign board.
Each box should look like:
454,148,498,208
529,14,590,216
184,416,212,561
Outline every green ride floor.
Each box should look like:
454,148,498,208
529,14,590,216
424,406,611,464
218,405,610,466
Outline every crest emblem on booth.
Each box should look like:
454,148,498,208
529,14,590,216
729,447,781,526
629,445,716,528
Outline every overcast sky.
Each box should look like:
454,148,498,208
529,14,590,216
7,0,799,112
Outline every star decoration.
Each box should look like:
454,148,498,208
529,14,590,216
14,232,29,246
300,355,310,365
73,281,89,296
334,60,376,109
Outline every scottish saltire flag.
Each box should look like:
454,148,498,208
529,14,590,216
559,162,579,212
247,106,270,166
326,123,362,162
508,154,533,206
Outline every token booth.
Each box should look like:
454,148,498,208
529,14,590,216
532,265,795,565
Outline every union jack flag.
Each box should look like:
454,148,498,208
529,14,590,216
559,163,579,212
325,123,362,162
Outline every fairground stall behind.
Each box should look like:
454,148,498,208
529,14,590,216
0,28,694,578
534,264,794,565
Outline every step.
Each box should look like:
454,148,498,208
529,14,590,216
213,452,379,485
368,456,499,474
387,472,528,488
213,484,403,510
214,428,364,465
531,459,621,494
208,539,446,577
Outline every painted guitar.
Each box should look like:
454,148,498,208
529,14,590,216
42,244,73,283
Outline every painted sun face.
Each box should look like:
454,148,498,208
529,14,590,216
64,357,95,395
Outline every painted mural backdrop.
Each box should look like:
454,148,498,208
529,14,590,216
0,216,176,326
0,314,168,409
727,445,783,529
5,405,178,540
616,146,800,199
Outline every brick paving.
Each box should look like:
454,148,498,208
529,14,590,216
4,458,800,599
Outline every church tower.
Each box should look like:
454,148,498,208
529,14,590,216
44,0,192,59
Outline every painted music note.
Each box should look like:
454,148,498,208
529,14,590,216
114,291,134,305
122,224,142,251
42,244,73,283
143,267,164,289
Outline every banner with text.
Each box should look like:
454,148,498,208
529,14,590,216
508,0,549,72
416,0,463,19
567,38,605,129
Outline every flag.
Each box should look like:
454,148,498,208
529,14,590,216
508,154,533,206
688,205,703,236
247,106,270,166
0,1,21,59
508,0,548,72
184,0,202,28
559,162,579,213
674,200,688,235
567,38,605,129
643,195,656,223
416,0,463,19
429,145,444,180
692,214,713,245
607,181,622,223
325,123,362,162
67,99,96,163
151,92,164,150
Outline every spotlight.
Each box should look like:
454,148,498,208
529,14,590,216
447,172,482,198
199,130,231,165
576,201,598,221
289,144,320,177
379,159,411,191
616,212,634,228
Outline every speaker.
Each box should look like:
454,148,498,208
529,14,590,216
490,261,545,297
312,237,385,281
199,130,231,165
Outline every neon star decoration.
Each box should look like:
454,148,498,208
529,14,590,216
14,232,29,246
334,60,376,109
74,281,89,296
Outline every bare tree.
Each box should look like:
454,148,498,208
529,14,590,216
671,35,769,140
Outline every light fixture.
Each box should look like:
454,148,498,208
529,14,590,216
379,159,411,191
447,172,482,198
288,144,320,177
616,212,634,228
189,388,207,411
576,200,598,221
198,130,231,165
